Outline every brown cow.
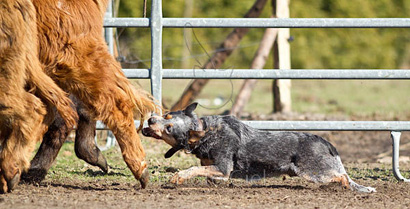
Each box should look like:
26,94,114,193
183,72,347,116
23,0,159,188
0,0,77,193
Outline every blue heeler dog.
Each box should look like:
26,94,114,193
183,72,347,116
142,103,376,193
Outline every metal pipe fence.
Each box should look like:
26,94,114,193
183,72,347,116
121,69,410,79
101,0,410,181
104,18,410,28
97,121,410,132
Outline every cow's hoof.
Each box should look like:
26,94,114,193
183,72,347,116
139,168,150,189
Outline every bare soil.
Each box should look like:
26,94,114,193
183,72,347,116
1,114,410,209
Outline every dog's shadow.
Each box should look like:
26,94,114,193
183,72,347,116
162,182,308,191
249,184,306,190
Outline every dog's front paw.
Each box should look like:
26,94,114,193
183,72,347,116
170,169,194,185
170,172,186,185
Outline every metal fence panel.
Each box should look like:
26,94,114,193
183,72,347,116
102,0,410,181
102,0,410,132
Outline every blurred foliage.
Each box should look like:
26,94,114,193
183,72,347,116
115,0,409,70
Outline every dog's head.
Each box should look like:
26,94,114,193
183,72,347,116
142,103,205,158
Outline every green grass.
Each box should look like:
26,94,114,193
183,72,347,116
46,136,201,183
346,164,410,182
47,142,133,182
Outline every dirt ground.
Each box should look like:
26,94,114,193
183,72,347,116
1,114,410,209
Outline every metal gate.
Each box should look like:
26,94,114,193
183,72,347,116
101,0,410,181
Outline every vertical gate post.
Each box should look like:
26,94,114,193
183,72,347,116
151,0,163,104
272,0,292,113
391,131,410,182
104,0,115,55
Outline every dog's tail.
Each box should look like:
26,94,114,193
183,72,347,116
26,60,78,129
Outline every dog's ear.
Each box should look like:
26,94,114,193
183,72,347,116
188,130,205,145
184,102,198,117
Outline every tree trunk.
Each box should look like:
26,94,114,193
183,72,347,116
171,0,268,111
272,0,292,113
230,25,278,117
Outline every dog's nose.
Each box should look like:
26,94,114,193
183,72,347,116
148,117,157,125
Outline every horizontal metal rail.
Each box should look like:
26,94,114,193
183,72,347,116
123,69,410,79
104,18,410,28
104,18,149,27
243,121,410,131
96,121,410,131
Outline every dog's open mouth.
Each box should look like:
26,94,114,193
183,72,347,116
142,127,162,140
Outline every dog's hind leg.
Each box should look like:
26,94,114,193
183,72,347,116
298,165,376,193
327,157,376,193
345,174,376,193
327,174,376,193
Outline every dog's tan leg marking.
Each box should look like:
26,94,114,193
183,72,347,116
170,166,225,185
330,174,350,189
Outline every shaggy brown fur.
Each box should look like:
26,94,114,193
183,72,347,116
27,0,159,188
0,0,77,193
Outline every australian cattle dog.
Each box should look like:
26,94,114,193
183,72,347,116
142,103,376,193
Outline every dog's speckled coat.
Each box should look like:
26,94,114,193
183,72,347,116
143,103,376,193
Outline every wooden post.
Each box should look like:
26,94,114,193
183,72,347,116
272,0,292,113
230,24,278,116
181,0,193,69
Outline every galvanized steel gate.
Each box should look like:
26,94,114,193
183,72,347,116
102,0,410,181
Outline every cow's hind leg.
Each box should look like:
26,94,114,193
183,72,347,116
74,100,108,173
23,96,108,182
22,114,70,183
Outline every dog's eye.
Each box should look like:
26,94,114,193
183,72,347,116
165,125,173,134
